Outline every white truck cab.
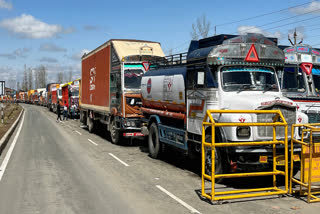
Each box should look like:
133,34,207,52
142,33,308,173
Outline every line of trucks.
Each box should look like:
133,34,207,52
16,79,80,117
20,33,320,175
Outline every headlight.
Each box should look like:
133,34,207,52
237,126,251,137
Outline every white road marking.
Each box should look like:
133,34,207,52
88,139,98,146
0,112,25,182
108,153,129,167
66,125,72,129
75,130,82,135
156,185,201,214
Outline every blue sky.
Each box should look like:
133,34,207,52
1,0,320,88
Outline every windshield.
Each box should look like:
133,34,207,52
58,89,62,96
282,67,305,92
71,91,79,96
221,66,279,92
124,69,144,89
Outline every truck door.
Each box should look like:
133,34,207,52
186,66,218,135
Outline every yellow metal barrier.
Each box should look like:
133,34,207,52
201,110,288,202
290,123,320,203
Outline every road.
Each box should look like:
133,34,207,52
0,104,319,214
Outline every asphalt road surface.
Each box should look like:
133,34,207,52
0,104,319,214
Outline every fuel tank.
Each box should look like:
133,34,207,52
141,67,186,113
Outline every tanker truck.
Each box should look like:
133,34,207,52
141,33,308,174
278,43,320,124
80,39,165,144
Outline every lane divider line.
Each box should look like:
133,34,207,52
0,111,25,182
108,153,129,167
156,185,201,214
88,139,98,146
75,131,82,135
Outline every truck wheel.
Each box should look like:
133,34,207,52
110,119,120,144
87,117,94,133
204,134,224,183
148,122,161,159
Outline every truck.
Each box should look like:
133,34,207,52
61,79,80,118
49,83,61,113
46,83,57,110
32,90,38,105
35,88,46,106
80,39,165,144
278,44,320,124
140,33,308,174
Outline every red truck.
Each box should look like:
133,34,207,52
61,79,80,118
80,39,165,144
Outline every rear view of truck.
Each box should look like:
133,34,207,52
80,39,165,144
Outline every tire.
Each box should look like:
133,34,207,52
110,119,121,144
204,134,225,183
148,122,161,159
87,117,94,133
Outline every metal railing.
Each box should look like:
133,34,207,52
290,123,320,203
201,109,288,202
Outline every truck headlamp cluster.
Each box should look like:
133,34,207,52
236,126,251,138
124,120,136,127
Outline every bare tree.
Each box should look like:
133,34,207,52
28,68,33,90
190,14,211,40
17,82,20,91
57,72,63,83
35,68,39,89
22,65,28,91
37,65,47,88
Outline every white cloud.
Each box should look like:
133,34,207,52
237,25,283,39
71,49,90,61
40,43,66,52
290,1,320,15
83,25,99,31
0,14,74,39
0,0,12,10
0,47,31,59
39,57,58,63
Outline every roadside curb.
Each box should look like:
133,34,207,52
0,106,24,155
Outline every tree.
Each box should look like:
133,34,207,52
68,71,72,82
190,14,211,40
17,82,20,91
28,68,33,90
37,65,47,88
22,65,28,91
57,72,63,83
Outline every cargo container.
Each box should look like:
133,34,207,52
80,39,165,144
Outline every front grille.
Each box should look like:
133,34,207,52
307,113,320,123
257,106,296,138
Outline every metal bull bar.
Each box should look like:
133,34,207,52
290,123,320,203
201,110,288,202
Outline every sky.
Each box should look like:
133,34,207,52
1,0,320,89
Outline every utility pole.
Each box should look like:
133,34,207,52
288,28,303,45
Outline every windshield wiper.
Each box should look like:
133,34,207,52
237,84,254,93
263,84,277,93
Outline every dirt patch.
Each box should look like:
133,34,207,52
0,104,22,139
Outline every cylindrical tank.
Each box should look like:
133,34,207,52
141,67,186,113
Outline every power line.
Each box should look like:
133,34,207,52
216,1,314,27
170,1,318,52
236,7,320,34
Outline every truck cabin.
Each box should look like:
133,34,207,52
278,44,320,123
121,55,165,114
